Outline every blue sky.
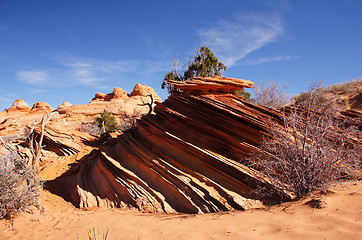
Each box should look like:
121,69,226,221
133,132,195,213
0,0,361,110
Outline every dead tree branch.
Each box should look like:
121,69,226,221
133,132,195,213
139,93,154,115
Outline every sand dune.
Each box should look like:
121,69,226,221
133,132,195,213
1,180,361,240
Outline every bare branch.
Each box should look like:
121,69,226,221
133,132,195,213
138,93,154,115
248,81,362,197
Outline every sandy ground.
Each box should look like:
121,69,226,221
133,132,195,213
0,180,361,240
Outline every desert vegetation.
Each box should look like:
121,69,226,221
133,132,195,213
95,111,119,135
162,45,253,101
248,81,361,197
252,81,289,109
162,45,227,93
0,151,41,222
292,78,362,110
0,110,51,223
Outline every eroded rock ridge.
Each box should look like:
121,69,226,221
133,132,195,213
62,77,294,213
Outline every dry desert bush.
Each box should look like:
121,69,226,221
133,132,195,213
0,151,41,220
0,110,50,222
252,81,289,109
248,81,362,198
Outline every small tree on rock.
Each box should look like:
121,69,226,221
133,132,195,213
162,46,227,93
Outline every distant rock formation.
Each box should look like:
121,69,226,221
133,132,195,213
92,84,161,103
0,83,161,137
56,102,73,114
7,99,31,112
31,102,53,112
130,83,160,100
92,87,128,101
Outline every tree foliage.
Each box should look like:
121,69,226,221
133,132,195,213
162,46,227,93
183,46,227,79
95,111,118,134
235,89,251,102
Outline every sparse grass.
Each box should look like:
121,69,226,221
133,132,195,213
77,227,143,240
292,78,362,109
324,78,362,94
87,227,109,240
77,227,109,240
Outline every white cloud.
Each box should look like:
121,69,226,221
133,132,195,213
17,53,171,88
17,71,48,85
54,54,141,74
241,55,300,65
199,13,284,66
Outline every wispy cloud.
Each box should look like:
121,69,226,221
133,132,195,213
199,13,284,66
0,96,15,104
241,55,300,65
17,53,171,88
49,54,140,86
17,71,48,85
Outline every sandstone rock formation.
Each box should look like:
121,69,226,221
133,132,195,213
0,83,160,137
164,76,254,94
92,85,161,103
57,77,293,213
56,102,73,114
0,83,161,171
31,102,53,112
130,83,161,100
7,99,31,112
92,87,128,101
3,78,359,215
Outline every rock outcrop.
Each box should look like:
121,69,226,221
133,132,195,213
91,85,161,103
165,76,254,94
7,99,31,112
92,87,128,101
56,102,73,114
0,83,161,137
59,77,293,213
31,102,53,112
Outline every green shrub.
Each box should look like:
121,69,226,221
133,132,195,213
162,46,227,93
235,89,251,102
94,111,118,134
